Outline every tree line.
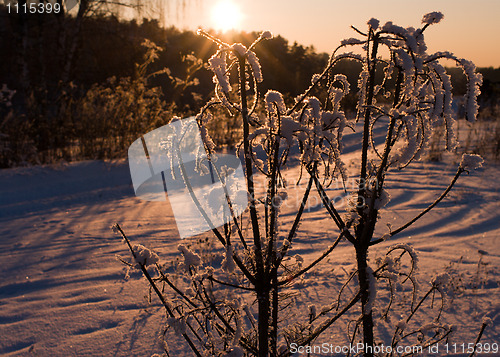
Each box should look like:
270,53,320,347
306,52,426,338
0,6,498,167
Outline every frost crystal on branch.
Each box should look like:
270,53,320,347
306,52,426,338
374,188,391,210
231,43,247,56
132,244,159,267
221,244,236,272
431,273,451,287
421,12,444,25
482,316,493,326
460,153,484,170
209,54,231,93
341,38,365,46
178,244,202,268
261,30,273,40
367,18,379,30
387,244,419,271
247,51,263,83
265,90,286,114
364,266,377,315
326,13,483,167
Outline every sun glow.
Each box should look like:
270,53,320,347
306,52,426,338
211,1,243,32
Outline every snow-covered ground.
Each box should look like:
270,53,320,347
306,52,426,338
0,146,499,356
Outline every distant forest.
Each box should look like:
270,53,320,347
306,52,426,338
0,6,499,167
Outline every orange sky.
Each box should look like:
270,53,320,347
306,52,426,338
162,0,500,68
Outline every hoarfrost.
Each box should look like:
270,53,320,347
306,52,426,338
387,243,419,271
374,189,391,210
460,153,484,170
178,244,202,267
364,266,377,315
341,38,365,46
231,43,247,56
394,48,413,73
307,97,321,119
482,316,493,326
132,244,159,267
221,244,236,273
247,50,263,83
265,90,286,114
367,18,379,30
193,266,214,281
281,116,303,146
208,54,231,93
431,272,450,287
460,58,483,122
422,12,444,25
261,30,273,39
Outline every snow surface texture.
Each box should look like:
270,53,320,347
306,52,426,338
0,134,499,355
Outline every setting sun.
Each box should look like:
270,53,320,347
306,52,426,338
211,1,243,32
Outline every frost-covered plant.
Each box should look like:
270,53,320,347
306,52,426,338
116,13,487,357
372,245,455,355
74,40,182,159
0,84,40,167
298,12,486,356
116,29,355,356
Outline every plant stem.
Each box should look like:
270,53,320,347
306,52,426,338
278,231,345,286
273,174,314,271
356,246,375,357
115,224,203,357
271,272,279,357
354,33,380,355
239,56,264,276
469,322,489,357
238,54,269,357
257,288,270,357
358,34,379,202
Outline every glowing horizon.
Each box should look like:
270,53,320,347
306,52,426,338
164,0,500,68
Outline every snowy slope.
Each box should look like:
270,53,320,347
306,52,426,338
0,153,498,356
